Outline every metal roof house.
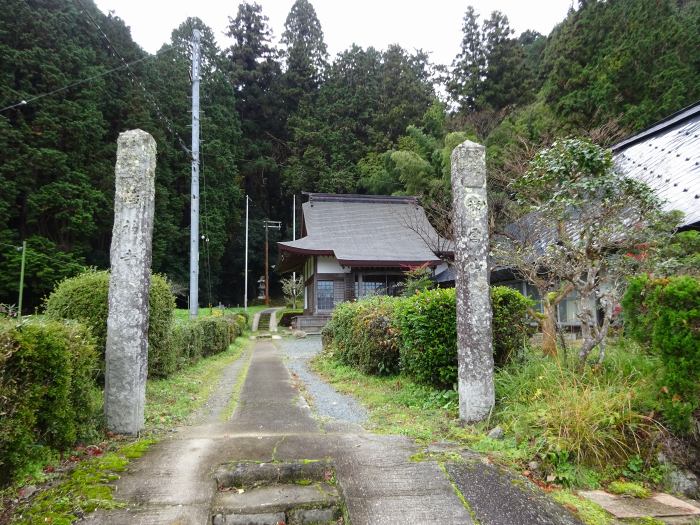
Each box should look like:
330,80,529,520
493,101,700,329
278,193,449,330
612,101,700,229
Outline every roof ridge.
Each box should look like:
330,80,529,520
303,192,418,205
612,99,700,151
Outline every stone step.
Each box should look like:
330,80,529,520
215,461,334,489
212,512,285,525
213,506,341,525
212,482,340,516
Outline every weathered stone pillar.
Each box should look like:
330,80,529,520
451,139,494,423
105,129,156,434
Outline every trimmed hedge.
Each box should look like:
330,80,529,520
323,296,401,375
322,286,532,387
622,275,700,433
0,320,100,484
44,269,176,378
396,288,457,387
170,314,246,372
491,286,534,366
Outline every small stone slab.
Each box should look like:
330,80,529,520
287,506,341,525
212,512,286,525
213,483,339,515
215,460,334,489
579,490,700,518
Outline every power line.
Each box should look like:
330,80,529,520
75,0,191,156
0,52,169,114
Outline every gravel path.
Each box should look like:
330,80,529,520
276,336,368,426
188,346,252,425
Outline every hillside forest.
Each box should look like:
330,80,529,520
1,0,698,310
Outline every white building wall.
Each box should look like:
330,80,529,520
317,255,350,274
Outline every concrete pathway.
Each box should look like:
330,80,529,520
82,340,582,525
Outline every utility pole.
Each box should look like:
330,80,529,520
244,195,249,311
263,220,281,306
17,240,26,320
189,29,201,320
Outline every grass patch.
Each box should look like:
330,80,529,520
311,356,469,443
10,439,155,525
145,336,250,430
313,337,667,494
220,347,254,421
607,480,651,498
552,491,612,525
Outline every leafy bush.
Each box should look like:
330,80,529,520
396,286,531,387
323,286,532,385
170,319,204,367
198,317,231,357
323,296,401,375
622,275,700,433
396,288,457,388
44,269,176,377
169,314,245,370
0,320,100,484
491,286,534,366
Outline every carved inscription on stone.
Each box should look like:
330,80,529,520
451,139,494,423
104,129,156,435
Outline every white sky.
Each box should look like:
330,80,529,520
93,0,574,66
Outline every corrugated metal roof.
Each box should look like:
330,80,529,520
279,193,443,267
612,102,700,228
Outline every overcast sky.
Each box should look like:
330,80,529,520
93,0,574,66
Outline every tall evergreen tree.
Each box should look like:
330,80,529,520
280,0,328,111
448,6,485,113
284,44,436,195
225,2,285,216
0,0,146,309
481,11,531,110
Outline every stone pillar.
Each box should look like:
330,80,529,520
451,139,494,423
105,129,156,435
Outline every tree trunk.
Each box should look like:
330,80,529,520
541,299,558,357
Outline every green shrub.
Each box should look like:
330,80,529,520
491,286,534,366
170,319,204,366
44,269,176,378
324,296,401,375
0,320,100,484
622,275,700,433
167,313,244,371
198,317,230,357
396,288,457,388
323,286,532,386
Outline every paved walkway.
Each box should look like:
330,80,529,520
83,339,582,525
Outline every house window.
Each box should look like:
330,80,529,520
355,274,404,298
317,280,334,310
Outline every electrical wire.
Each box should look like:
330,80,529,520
74,0,191,156
0,52,170,114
